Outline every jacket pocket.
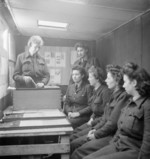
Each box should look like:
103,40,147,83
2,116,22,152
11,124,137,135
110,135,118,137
37,59,45,72
22,59,32,72
94,97,102,104
38,59,45,65
132,108,144,133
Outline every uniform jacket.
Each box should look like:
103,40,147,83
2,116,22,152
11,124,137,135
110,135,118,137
93,89,130,139
89,85,111,119
113,97,150,159
64,81,92,116
13,51,50,88
73,56,100,73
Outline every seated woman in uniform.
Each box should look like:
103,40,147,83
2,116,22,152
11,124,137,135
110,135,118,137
63,65,93,129
83,62,150,159
70,66,111,139
13,35,50,88
71,64,130,158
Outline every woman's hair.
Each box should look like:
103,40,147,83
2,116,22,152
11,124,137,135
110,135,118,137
27,35,44,47
122,62,150,97
88,66,105,84
106,64,124,88
72,65,87,82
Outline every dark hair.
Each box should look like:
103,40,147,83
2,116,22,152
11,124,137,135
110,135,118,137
122,62,150,97
106,64,124,88
74,42,89,55
88,66,105,84
72,65,87,82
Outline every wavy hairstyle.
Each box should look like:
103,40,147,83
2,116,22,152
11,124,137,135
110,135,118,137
122,62,150,97
74,42,89,56
106,64,124,88
27,35,44,48
72,65,88,82
88,66,105,84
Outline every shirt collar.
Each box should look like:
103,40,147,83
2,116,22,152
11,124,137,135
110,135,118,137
129,96,146,109
112,88,124,100
25,50,30,58
75,80,83,89
93,84,103,94
80,55,88,63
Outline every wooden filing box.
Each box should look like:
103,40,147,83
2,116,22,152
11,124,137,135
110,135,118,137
13,86,61,110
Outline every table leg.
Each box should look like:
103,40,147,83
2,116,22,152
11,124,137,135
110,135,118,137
60,135,70,159
21,137,41,159
61,154,69,159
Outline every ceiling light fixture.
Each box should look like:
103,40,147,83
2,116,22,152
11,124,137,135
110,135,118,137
38,20,68,31
59,0,87,5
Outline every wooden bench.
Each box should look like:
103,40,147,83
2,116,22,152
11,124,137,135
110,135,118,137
0,109,73,159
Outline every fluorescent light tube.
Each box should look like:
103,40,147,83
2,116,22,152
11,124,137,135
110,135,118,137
59,0,87,4
38,20,68,30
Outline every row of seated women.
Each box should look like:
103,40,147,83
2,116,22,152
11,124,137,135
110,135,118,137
63,62,150,159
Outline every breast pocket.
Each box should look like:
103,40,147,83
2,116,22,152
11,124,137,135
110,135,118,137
22,60,32,73
93,98,103,112
123,108,144,133
94,98,102,105
37,60,45,74
76,91,87,103
38,60,44,67
132,109,144,133
118,108,143,134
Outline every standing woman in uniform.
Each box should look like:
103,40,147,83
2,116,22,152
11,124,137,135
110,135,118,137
69,42,100,84
84,62,150,159
63,65,93,129
13,35,50,88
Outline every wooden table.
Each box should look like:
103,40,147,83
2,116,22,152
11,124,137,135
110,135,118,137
0,108,73,159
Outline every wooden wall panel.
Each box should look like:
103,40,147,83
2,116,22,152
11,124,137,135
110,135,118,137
96,33,115,69
96,16,142,69
40,46,75,85
142,11,150,73
114,17,142,66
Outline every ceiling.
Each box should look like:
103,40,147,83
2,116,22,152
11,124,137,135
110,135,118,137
4,0,150,40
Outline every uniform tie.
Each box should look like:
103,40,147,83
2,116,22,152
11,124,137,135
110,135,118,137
75,84,78,92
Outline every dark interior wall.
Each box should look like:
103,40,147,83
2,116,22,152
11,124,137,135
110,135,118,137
14,35,96,57
96,33,115,70
96,11,150,73
142,11,150,72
